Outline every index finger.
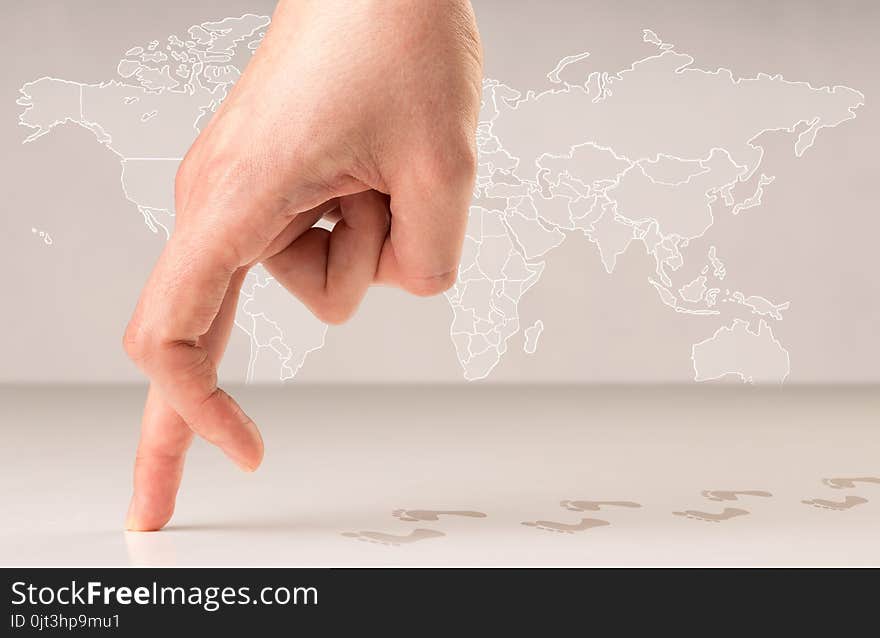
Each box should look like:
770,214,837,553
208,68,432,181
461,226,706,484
123,214,271,471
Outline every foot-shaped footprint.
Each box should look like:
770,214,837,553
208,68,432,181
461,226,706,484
672,507,750,523
560,500,641,512
521,517,610,534
701,490,772,502
801,495,868,511
392,509,487,522
822,477,880,490
341,528,445,547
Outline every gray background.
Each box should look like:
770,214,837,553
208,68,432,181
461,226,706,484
1,0,878,383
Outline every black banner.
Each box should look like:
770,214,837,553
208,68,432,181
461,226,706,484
2,567,874,634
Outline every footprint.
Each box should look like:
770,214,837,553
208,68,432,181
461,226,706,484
701,490,773,502
672,507,750,523
801,495,869,511
560,500,642,512
341,528,445,547
392,509,487,522
822,477,880,490
521,518,610,534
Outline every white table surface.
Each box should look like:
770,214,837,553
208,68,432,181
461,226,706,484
1,385,878,566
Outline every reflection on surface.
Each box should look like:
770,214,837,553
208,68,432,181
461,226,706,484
125,530,178,566
802,496,869,511
673,508,750,523
392,509,487,522
521,518,610,534
560,500,641,511
701,490,773,502
341,529,446,547
823,477,880,489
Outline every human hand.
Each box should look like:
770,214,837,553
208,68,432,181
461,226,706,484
123,0,482,530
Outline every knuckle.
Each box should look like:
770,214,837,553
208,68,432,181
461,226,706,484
426,142,477,185
122,320,151,365
456,141,479,181
178,345,216,384
199,149,251,189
